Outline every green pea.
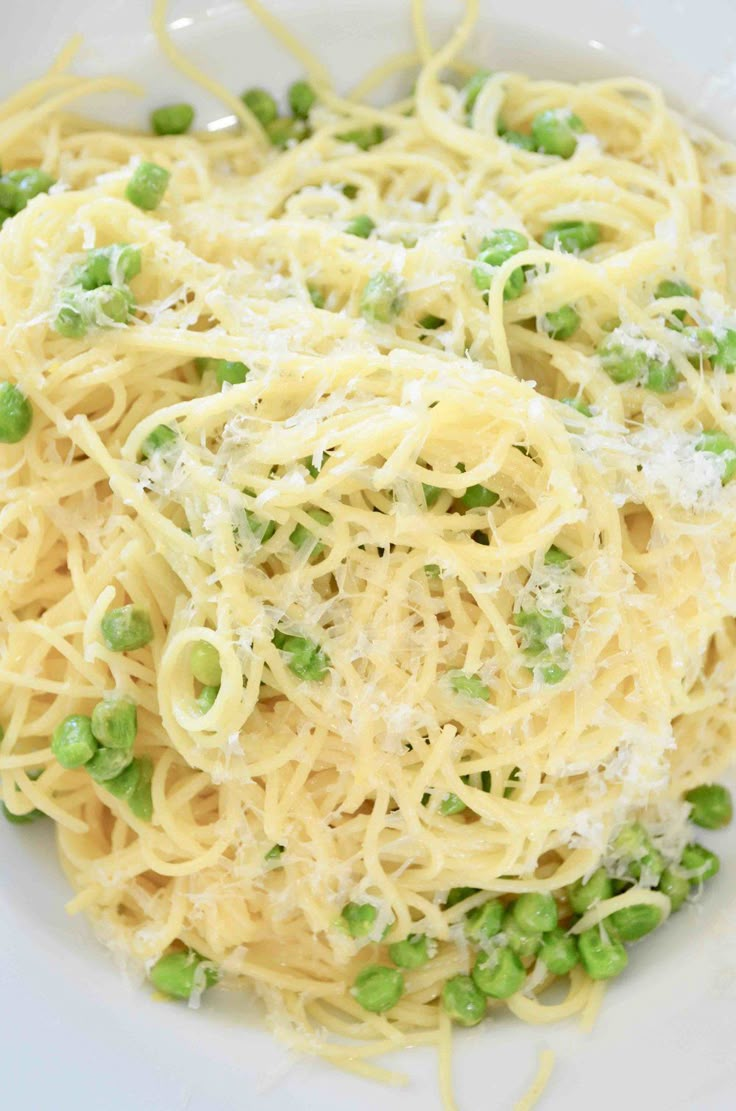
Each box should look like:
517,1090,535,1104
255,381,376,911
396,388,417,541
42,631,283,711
502,130,536,151
288,80,316,119
418,313,446,331
464,898,504,942
444,887,479,909
478,229,528,266
129,755,153,821
539,662,568,684
645,360,679,393
308,285,325,309
56,285,135,334
101,605,154,653
0,382,32,444
105,756,141,801
461,484,499,509
597,338,647,384
543,305,580,340
0,207,12,228
53,301,87,339
680,842,720,882
345,214,375,238
578,927,628,980
241,88,278,127
125,161,170,211
0,168,55,213
289,508,332,555
352,965,403,1013
439,792,466,816
139,424,178,461
265,118,307,148
422,482,442,508
265,843,284,863
472,946,525,999
341,183,359,199
340,903,376,938
516,609,565,656
541,221,600,254
217,360,249,387
190,641,222,687
74,244,142,289
91,696,137,750
151,103,194,136
658,866,690,911
86,745,134,783
424,563,441,578
272,631,330,681
695,430,736,483
613,823,664,884
337,125,385,150
197,685,219,714
539,927,579,975
685,783,732,829
606,903,661,941
449,672,491,701
150,949,218,1000
389,933,430,969
708,328,736,372
51,714,98,769
544,544,571,566
360,272,406,323
512,892,558,934
442,974,486,1026
502,906,542,957
531,109,584,158
561,396,592,417
2,801,44,825
654,278,693,325
568,867,613,915
462,69,492,112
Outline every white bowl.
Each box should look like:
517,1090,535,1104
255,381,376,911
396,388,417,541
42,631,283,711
2,2,736,1108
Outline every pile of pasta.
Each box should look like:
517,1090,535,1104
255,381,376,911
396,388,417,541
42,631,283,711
1,0,735,1094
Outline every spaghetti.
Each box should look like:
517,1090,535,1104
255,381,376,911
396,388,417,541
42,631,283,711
1,0,735,1102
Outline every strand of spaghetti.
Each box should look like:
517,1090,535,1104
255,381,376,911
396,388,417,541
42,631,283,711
514,1049,555,1111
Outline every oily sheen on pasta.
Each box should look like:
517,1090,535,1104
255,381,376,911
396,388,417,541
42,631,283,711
1,0,735,1097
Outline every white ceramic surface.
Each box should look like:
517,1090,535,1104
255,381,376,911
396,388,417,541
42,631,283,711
2,2,736,1108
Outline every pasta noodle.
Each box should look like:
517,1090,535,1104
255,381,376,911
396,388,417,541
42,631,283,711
1,0,735,1104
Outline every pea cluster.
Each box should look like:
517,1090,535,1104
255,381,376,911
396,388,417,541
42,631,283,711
53,243,141,339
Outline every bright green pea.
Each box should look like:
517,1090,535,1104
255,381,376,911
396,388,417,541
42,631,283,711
680,842,720,882
561,396,592,417
51,715,98,769
542,221,600,253
2,801,44,825
0,382,32,444
472,946,525,999
101,605,154,653
272,631,330,681
445,887,479,909
53,300,87,338
308,285,325,309
461,484,499,509
502,906,542,957
544,305,580,340
478,229,529,265
442,974,486,1026
531,109,584,158
516,609,565,656
0,168,55,212
654,278,693,326
685,783,732,829
190,641,222,687
105,757,141,801
696,430,736,483
86,745,134,783
337,125,385,150
502,130,536,151
544,544,571,566
597,339,644,384
74,244,142,289
606,903,661,941
345,214,375,238
265,843,284,863
462,70,492,112
289,508,332,554
645,360,679,393
125,161,170,211
464,898,504,941
360,272,406,324
449,672,491,701
197,685,219,714
568,867,613,915
241,88,278,127
389,933,430,970
424,563,441,578
439,792,466,816
512,892,558,934
708,328,736,372
658,866,690,911
129,755,153,821
288,80,316,119
91,696,137,750
216,360,249,387
352,965,404,1013
538,927,579,975
578,927,628,980
342,902,378,937
92,285,136,325
265,118,307,148
150,948,218,1000
151,103,194,136
613,823,664,884
139,424,178,461
539,662,568,684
